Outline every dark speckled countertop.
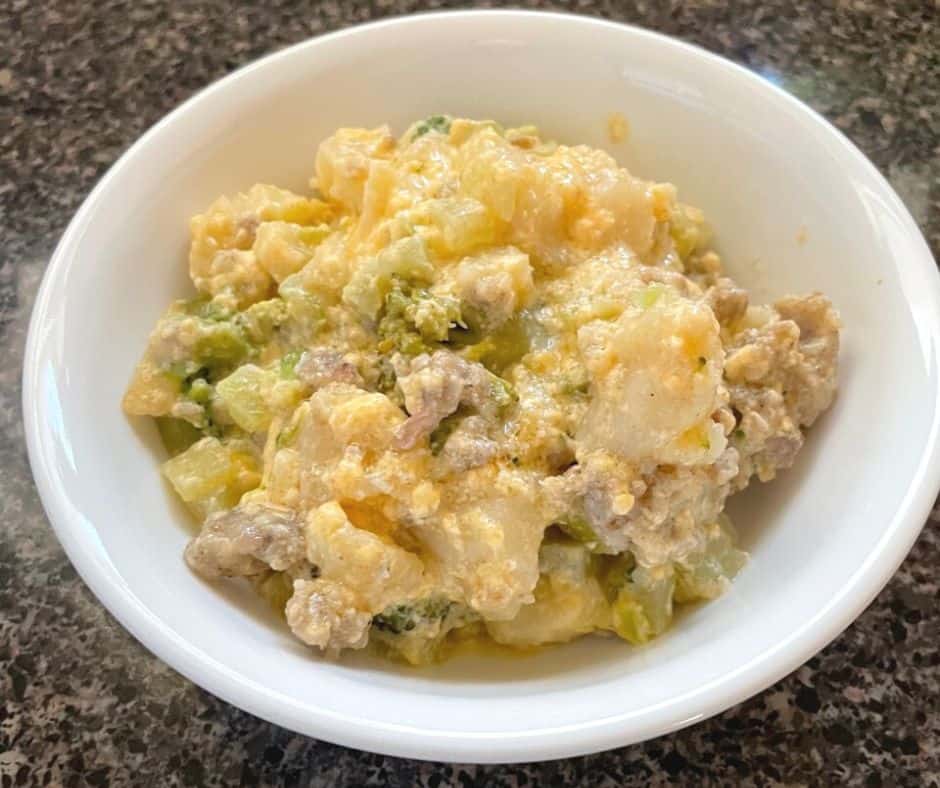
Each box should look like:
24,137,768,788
2,1,939,785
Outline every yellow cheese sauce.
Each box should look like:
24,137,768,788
125,116,840,664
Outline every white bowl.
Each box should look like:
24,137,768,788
23,10,940,763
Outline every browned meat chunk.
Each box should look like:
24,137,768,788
393,351,509,450
295,348,364,390
727,293,839,487
184,502,306,579
706,277,749,326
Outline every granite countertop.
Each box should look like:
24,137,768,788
2,1,938,784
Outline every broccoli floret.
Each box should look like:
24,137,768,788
412,115,451,141
374,356,399,397
370,596,477,665
237,298,290,345
377,278,462,355
192,319,252,374
372,596,454,635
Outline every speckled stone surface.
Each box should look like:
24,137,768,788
2,0,938,784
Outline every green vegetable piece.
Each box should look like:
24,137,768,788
457,317,531,374
412,115,451,141
561,376,591,398
429,408,468,456
279,350,302,380
187,378,213,405
343,236,434,320
193,320,252,373
612,566,676,645
612,594,653,644
674,517,747,603
275,422,299,449
187,297,234,323
632,284,664,310
557,515,601,550
377,278,461,355
156,417,203,457
238,298,290,345
375,357,398,396
372,596,454,635
486,371,517,411
408,292,461,342
598,552,637,600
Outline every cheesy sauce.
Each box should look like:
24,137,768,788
124,116,840,664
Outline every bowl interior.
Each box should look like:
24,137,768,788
26,12,940,762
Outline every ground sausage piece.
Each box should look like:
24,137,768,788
184,502,306,579
706,277,749,326
727,292,839,488
295,348,364,390
393,351,502,450
285,578,371,654
774,292,840,426
541,445,741,565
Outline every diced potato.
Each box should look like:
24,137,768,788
162,437,260,516
266,447,301,508
305,501,425,612
189,185,329,306
418,467,547,621
215,364,273,433
190,185,329,267
123,360,180,417
458,127,522,223
325,390,405,450
253,221,331,283
314,126,395,212
279,273,326,333
189,184,329,308
577,292,723,461
423,197,497,257
352,159,396,245
452,245,534,331
194,249,274,310
487,541,609,646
